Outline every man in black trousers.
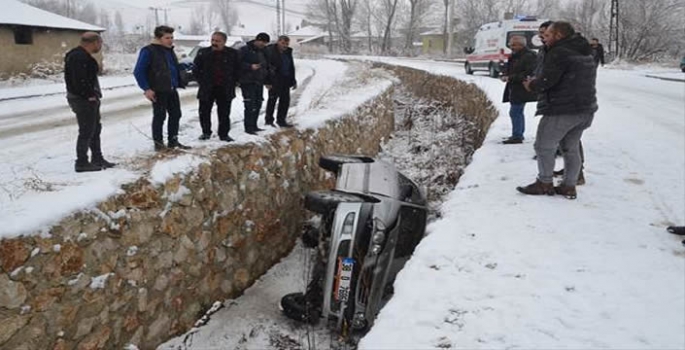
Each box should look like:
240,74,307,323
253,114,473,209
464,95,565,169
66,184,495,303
265,35,296,128
238,32,270,134
64,32,116,173
133,25,190,151
194,31,240,142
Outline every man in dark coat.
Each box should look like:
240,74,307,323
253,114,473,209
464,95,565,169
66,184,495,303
65,32,116,172
194,31,240,142
519,21,598,199
133,25,190,151
590,38,605,67
500,35,537,144
238,32,271,135
264,35,297,128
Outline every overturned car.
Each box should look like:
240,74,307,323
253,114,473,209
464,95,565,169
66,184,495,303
280,155,427,335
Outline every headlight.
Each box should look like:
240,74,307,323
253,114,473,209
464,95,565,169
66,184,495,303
342,213,355,235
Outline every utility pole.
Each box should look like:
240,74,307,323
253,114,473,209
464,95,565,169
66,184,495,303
446,0,454,56
609,0,619,59
65,0,71,18
282,0,286,35
276,0,281,35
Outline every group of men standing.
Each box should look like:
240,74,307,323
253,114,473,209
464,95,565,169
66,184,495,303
64,26,297,172
500,20,599,200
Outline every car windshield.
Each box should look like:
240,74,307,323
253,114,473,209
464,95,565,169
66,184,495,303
507,30,543,50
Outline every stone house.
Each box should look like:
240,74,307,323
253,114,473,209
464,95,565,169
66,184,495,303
0,0,104,78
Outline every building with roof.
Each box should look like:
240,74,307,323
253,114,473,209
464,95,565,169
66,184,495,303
0,0,104,78
419,28,459,55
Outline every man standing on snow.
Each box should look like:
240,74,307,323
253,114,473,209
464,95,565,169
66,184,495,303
519,21,597,199
238,32,271,135
264,35,296,128
194,31,240,142
500,35,537,144
134,25,190,151
65,32,116,173
590,38,605,67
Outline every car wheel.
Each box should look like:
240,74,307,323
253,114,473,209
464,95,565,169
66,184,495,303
465,62,474,75
305,190,365,214
318,154,374,173
488,63,499,78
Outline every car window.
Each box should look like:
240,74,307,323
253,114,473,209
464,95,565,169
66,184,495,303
397,173,424,204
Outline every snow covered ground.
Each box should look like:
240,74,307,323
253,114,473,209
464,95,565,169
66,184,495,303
0,59,386,239
351,58,685,349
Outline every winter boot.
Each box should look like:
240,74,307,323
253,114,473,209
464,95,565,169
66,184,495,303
154,141,166,152
198,134,211,141
667,226,685,235
168,139,191,150
577,169,586,186
75,161,102,173
516,180,555,196
554,185,577,200
502,137,523,144
92,157,116,169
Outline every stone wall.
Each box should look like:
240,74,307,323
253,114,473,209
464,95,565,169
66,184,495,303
0,64,498,350
0,87,394,350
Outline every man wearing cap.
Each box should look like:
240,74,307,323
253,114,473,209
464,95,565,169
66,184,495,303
64,32,116,172
238,32,271,135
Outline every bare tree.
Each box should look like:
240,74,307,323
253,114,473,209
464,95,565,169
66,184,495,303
114,11,125,34
380,0,401,53
337,0,359,52
403,0,431,52
618,0,685,60
213,0,239,34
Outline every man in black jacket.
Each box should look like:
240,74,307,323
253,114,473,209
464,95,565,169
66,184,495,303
239,32,270,135
194,31,240,142
133,25,190,151
264,35,297,128
65,32,116,173
590,38,605,67
500,35,537,144
519,21,597,199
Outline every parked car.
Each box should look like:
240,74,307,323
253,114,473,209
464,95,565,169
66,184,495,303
178,42,210,85
280,155,428,336
680,56,685,72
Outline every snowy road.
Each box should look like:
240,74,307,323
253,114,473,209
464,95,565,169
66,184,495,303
354,58,685,349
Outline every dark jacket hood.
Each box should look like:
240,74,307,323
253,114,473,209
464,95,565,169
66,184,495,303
555,34,592,55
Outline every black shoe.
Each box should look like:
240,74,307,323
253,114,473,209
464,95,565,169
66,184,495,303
667,226,685,235
92,157,116,169
168,140,191,150
277,122,295,128
154,141,166,152
254,127,265,132
245,129,258,135
265,122,276,127
198,134,211,140
75,161,102,173
517,180,555,196
502,137,523,144
219,136,234,142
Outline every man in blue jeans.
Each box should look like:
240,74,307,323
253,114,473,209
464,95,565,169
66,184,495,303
238,33,271,134
500,35,537,144
134,25,190,151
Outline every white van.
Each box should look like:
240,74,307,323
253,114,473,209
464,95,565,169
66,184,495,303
464,16,547,77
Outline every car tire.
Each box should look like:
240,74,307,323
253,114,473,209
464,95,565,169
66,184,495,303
488,62,499,78
465,62,474,75
318,154,374,173
305,190,365,214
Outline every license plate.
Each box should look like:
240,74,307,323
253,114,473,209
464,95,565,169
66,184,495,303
335,257,354,303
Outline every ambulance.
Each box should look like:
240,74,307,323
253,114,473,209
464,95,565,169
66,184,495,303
464,16,547,77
